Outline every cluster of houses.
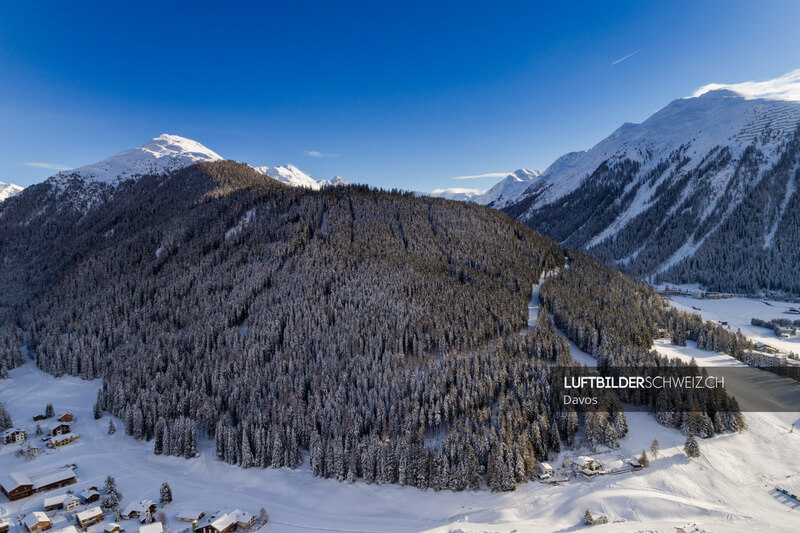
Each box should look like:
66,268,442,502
533,455,645,484
14,506,111,533
1,413,78,450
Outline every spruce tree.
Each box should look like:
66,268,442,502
159,482,172,504
583,509,594,526
684,434,700,458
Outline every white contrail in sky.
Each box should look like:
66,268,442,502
612,49,642,65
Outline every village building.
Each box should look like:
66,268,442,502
57,413,74,423
44,493,81,511
104,524,122,533
0,472,34,500
48,434,80,448
2,428,27,444
231,510,255,529
571,456,603,477
33,414,47,421
48,422,71,437
122,500,157,521
177,510,206,523
195,512,239,533
535,461,555,480
24,512,52,533
76,507,103,528
32,468,78,493
139,524,163,533
80,487,101,503
0,520,10,533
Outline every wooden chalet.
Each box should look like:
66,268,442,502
44,493,81,511
0,472,34,500
104,524,122,533
1,428,26,444
76,507,103,528
33,414,47,421
0,520,10,533
24,512,52,533
195,513,238,533
48,422,71,437
122,500,157,520
80,487,101,503
32,468,78,493
48,434,79,448
57,413,74,423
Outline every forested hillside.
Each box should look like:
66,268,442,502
14,161,579,490
1,161,747,490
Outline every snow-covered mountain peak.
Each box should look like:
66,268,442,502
691,69,800,103
252,164,322,190
53,134,223,186
0,181,23,203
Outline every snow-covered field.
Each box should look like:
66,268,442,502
2,349,800,533
667,295,800,355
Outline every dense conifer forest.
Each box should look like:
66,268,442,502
0,161,746,490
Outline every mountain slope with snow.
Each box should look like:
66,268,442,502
53,134,223,186
427,169,541,205
474,168,541,207
251,164,323,190
0,181,23,203
505,73,800,294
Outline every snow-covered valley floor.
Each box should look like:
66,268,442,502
2,350,800,533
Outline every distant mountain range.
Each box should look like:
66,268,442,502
502,87,800,295
428,169,541,207
6,134,347,209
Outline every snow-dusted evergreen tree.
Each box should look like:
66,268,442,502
0,402,11,431
583,509,594,526
108,418,116,435
159,482,172,504
650,439,659,459
684,435,700,458
45,403,54,418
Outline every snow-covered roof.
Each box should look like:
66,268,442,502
539,462,554,471
124,499,155,516
231,509,253,525
1,471,33,490
105,523,121,532
1,428,24,438
76,507,103,522
197,512,238,532
81,488,100,498
32,468,76,490
24,512,51,528
44,493,79,507
177,510,205,521
48,421,70,430
139,523,163,533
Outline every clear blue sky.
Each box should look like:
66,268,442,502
2,1,799,190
